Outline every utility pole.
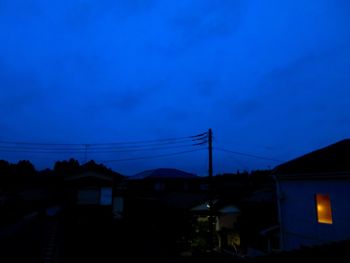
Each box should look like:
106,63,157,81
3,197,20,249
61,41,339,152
84,144,89,163
208,128,214,252
208,129,213,195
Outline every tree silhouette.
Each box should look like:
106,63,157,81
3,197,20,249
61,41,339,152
0,160,11,175
13,160,36,176
54,158,80,176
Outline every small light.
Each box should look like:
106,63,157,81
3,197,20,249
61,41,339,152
316,194,333,224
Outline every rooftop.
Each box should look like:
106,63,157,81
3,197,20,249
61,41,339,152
274,139,350,177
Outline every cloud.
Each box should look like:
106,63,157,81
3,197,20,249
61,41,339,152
0,62,44,114
194,79,218,97
1,0,350,173
237,42,350,155
229,100,263,118
260,43,350,99
169,1,243,39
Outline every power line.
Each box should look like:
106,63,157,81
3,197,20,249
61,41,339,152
0,132,209,166
0,148,84,154
216,149,250,171
0,139,204,151
0,133,283,164
214,147,283,162
101,148,207,163
0,132,208,147
0,143,205,154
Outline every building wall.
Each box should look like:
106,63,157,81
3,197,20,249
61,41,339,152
77,187,113,205
217,214,239,230
278,179,350,250
113,197,124,219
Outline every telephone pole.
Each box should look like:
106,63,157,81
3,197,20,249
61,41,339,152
208,128,214,252
208,128,213,196
84,144,89,163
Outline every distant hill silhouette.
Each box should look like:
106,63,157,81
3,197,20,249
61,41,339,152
129,168,197,180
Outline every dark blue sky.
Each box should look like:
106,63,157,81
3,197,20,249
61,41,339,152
1,0,350,175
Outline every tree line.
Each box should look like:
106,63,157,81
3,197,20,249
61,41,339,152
0,159,123,179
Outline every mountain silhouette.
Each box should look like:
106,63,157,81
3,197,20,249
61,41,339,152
129,168,197,180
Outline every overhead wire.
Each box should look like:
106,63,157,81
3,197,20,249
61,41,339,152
0,132,284,166
0,132,209,156
100,148,207,163
0,132,208,147
0,140,204,150
214,147,283,162
0,142,206,154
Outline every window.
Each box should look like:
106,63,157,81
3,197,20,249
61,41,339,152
100,187,113,206
78,188,99,205
315,194,333,224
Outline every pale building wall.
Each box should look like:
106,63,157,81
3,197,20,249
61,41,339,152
278,178,350,250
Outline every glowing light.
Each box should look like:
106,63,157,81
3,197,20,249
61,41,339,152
316,194,333,224
317,204,323,212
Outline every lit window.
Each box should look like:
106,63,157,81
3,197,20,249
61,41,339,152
315,194,333,224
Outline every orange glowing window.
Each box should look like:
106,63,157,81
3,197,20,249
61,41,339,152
315,194,333,224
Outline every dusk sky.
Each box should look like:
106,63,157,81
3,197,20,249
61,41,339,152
1,0,350,176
